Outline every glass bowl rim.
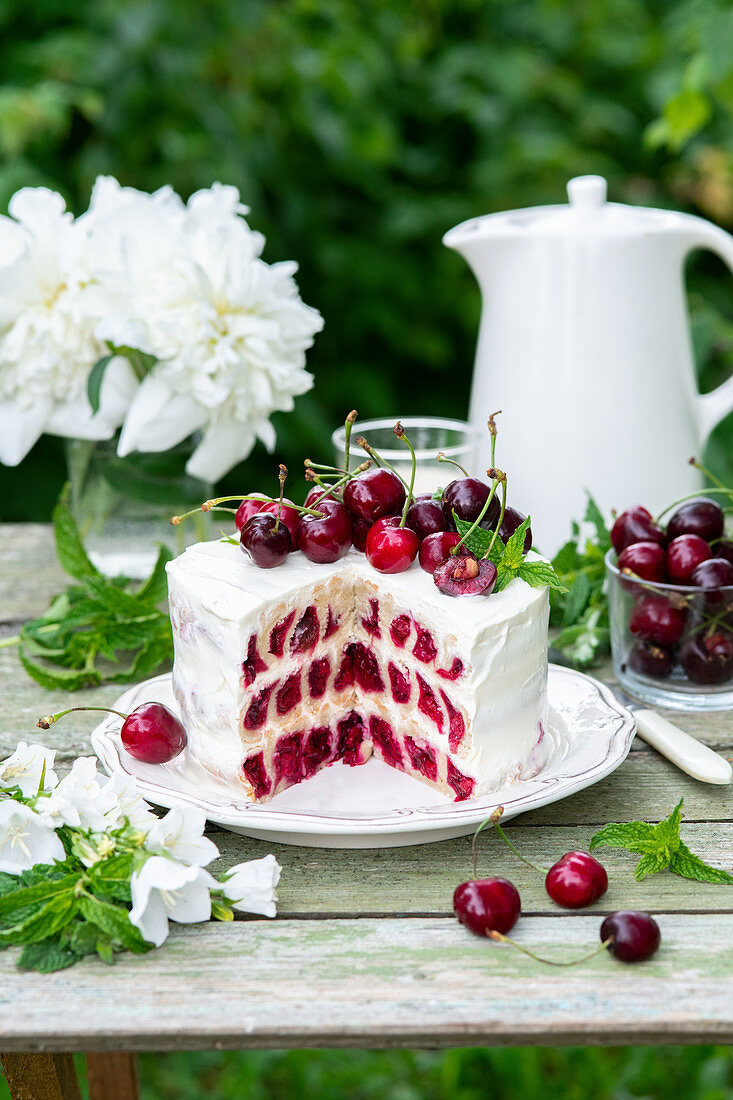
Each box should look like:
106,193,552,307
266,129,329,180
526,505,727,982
331,416,481,461
604,546,733,595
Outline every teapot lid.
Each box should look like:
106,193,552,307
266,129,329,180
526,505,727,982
445,174,689,244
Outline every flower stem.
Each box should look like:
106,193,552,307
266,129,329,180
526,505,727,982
37,705,128,730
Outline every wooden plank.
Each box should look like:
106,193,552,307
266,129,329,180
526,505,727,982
209,821,733,917
0,914,732,1050
0,1052,81,1099
0,525,65,623
85,1053,139,1100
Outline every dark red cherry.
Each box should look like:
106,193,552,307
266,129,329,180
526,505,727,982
545,851,608,909
365,516,419,574
235,496,270,531
433,554,497,596
258,499,301,550
611,506,666,554
628,641,674,679
453,877,521,936
691,557,733,609
121,703,187,764
600,911,661,963
617,541,667,583
628,594,686,646
406,498,446,540
240,513,291,568
443,478,499,531
716,539,733,566
300,499,352,564
680,632,733,685
498,506,532,552
343,468,406,523
351,516,371,552
666,534,711,584
304,485,336,510
418,531,463,574
667,497,725,543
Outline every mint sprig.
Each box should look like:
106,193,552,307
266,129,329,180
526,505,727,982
549,494,611,668
4,485,174,691
453,515,566,594
590,798,733,884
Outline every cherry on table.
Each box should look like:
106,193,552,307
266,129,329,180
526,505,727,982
666,534,711,585
628,641,674,679
600,911,661,963
680,632,733,685
667,497,725,543
240,513,291,568
545,851,609,909
611,506,666,554
434,554,497,596
443,478,499,530
453,877,521,936
498,506,532,551
365,516,419,574
617,541,667,584
406,498,446,540
629,594,687,647
418,531,463,574
300,499,353,563
343,468,406,523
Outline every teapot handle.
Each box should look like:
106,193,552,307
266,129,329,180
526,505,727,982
683,220,733,443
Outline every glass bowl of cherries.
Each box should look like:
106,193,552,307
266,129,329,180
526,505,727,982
606,490,733,711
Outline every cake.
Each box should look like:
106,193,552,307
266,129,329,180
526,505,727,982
166,539,550,802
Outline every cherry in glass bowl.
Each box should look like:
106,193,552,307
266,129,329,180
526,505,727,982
606,548,733,712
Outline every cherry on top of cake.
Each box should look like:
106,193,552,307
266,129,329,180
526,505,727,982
170,412,564,603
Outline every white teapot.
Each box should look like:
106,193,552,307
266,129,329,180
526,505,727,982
444,175,733,553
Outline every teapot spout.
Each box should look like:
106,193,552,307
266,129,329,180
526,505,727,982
443,218,500,288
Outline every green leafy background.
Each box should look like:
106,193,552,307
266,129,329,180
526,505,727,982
1,0,733,521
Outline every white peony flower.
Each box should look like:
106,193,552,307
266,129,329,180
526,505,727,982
220,854,281,917
0,742,57,798
0,186,138,466
143,806,219,867
96,180,322,481
129,856,215,947
0,802,65,874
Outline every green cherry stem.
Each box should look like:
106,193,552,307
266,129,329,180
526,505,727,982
487,931,614,967
343,409,358,474
436,452,470,478
355,437,412,495
654,486,733,524
304,461,372,506
485,472,507,560
451,476,500,557
37,705,128,729
394,422,417,526
275,464,288,533
488,410,502,469
172,495,326,526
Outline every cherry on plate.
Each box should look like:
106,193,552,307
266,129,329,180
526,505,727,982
611,506,666,554
666,534,711,585
453,877,521,936
240,513,291,568
667,497,724,543
121,703,188,764
600,911,661,962
545,851,609,909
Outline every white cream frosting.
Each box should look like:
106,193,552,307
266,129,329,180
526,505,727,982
166,540,549,798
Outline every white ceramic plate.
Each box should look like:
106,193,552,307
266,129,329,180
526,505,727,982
91,665,636,848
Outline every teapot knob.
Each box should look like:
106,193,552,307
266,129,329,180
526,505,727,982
567,175,607,212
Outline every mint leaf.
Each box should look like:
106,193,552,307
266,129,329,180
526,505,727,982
669,842,733,885
53,485,101,581
550,493,611,669
17,938,78,974
135,544,173,605
562,573,592,626
590,821,657,853
453,515,493,558
584,495,611,551
517,561,567,592
502,515,532,572
77,895,151,954
634,851,671,881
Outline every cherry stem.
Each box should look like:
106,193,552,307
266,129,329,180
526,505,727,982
37,705,128,730
275,464,288,533
394,423,417,526
452,476,500,557
493,822,548,875
343,409,358,473
304,460,348,475
305,461,372,507
488,410,502,469
485,473,507,559
487,931,614,966
436,452,469,477
688,455,733,499
654,485,733,524
472,807,504,877
355,438,412,496
171,495,325,525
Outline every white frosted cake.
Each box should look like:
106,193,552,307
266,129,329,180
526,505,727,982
166,539,550,802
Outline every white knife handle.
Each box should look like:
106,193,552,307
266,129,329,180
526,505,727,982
635,709,732,785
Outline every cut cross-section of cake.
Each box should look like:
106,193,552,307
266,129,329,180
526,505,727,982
166,540,550,802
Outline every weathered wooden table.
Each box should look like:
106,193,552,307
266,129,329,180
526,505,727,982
1,524,732,1097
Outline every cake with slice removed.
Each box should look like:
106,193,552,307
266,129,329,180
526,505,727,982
166,539,550,802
